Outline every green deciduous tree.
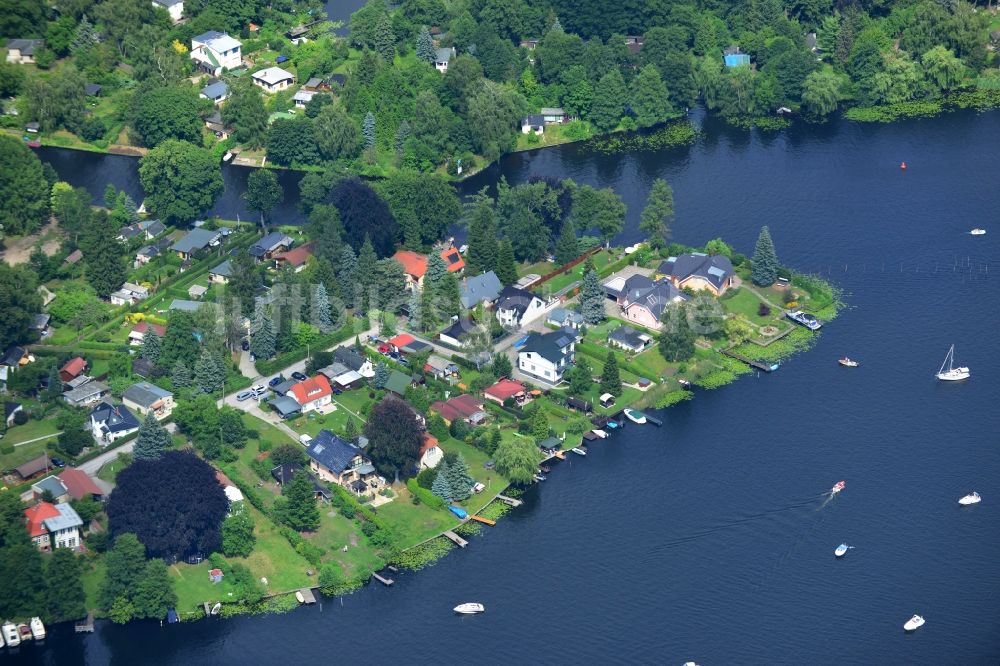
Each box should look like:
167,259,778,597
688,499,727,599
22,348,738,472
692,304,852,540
132,559,176,620
266,117,320,166
130,86,204,147
631,64,674,128
44,548,86,623
599,351,622,396
921,45,964,92
133,412,170,461
139,140,223,224
493,435,541,485
243,169,283,229
573,185,625,246
375,171,462,250
99,533,147,610
801,69,844,116
639,179,675,247
222,81,269,147
282,469,320,531
0,263,42,351
0,136,50,235
751,225,780,287
589,69,627,132
466,80,527,161
221,503,256,556
313,105,361,160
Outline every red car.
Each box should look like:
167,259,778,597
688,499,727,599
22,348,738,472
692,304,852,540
377,344,391,354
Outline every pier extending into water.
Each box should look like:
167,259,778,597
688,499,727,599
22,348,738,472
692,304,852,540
719,348,779,373
443,530,469,548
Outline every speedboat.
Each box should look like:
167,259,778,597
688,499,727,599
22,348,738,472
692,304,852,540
936,344,970,381
454,603,485,614
534,473,547,482
571,447,587,456
591,429,608,439
838,357,859,367
970,228,986,235
29,617,44,640
834,543,853,558
222,151,233,163
786,310,822,330
903,614,925,631
831,480,846,494
959,491,981,505
17,624,31,642
624,409,647,424
606,420,620,429
2,621,20,646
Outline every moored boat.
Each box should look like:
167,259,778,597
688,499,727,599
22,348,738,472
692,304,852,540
624,409,647,424
17,624,31,642
786,310,822,330
591,429,608,438
2,621,20,647
295,591,305,603
903,614,925,632
534,473,547,482
453,602,485,614
222,151,233,163
838,357,859,367
935,344,970,381
958,491,981,505
571,447,587,456
29,617,44,640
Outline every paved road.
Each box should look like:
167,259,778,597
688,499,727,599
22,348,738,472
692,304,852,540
77,441,135,476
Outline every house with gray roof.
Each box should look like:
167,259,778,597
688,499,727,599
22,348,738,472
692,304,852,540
439,317,479,348
6,39,43,64
461,271,503,309
62,380,109,407
333,347,374,378
168,299,202,312
658,252,735,296
622,279,688,331
496,286,546,329
546,307,583,329
251,66,294,93
249,231,293,260
88,400,141,444
191,31,242,75
608,325,650,353
30,475,69,504
209,259,233,284
517,329,576,384
268,395,301,419
305,430,383,496
434,47,455,73
171,228,222,259
200,79,229,105
122,382,174,418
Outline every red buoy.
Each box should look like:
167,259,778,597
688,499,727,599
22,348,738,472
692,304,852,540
900,161,907,170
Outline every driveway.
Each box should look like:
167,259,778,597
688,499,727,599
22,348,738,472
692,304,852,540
77,441,136,476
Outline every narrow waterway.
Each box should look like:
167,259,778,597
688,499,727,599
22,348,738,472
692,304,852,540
22,109,1000,665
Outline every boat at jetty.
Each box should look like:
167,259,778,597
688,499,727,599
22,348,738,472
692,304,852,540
534,473,547,482
624,409,647,424
935,345,970,381
959,492,981,505
903,614,925,631
591,429,608,438
454,603,485,614
838,357,859,367
2,621,20,647
571,447,587,456
831,480,846,494
29,617,44,640
16,624,31,642
222,151,233,163
834,543,853,558
786,310,822,330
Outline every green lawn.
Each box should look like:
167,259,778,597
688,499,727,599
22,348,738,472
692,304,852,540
3,417,61,447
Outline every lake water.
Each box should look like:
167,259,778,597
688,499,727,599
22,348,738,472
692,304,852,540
21,109,1000,665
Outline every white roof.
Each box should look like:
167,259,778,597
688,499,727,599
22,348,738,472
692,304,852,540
193,31,241,52
333,370,363,386
224,486,244,503
252,66,294,85
293,90,315,102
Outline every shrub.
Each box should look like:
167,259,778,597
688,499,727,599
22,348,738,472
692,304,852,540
757,302,771,317
449,419,470,439
406,478,445,510
416,468,437,489
12,411,28,426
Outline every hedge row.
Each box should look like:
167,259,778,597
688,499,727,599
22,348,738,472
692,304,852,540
406,478,445,510
254,318,368,377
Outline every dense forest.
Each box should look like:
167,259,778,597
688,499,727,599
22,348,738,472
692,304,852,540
1,0,996,177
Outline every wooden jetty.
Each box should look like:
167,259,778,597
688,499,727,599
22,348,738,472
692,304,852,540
719,348,778,373
387,565,399,573
298,588,317,604
75,613,94,633
496,494,523,508
470,514,496,526
553,450,566,459
582,430,599,442
443,530,469,548
372,572,395,586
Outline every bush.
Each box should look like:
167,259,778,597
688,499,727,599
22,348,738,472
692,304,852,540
782,289,796,305
81,117,107,142
406,478,445,510
449,419,470,439
757,302,771,317
415,467,437,489
12,410,28,426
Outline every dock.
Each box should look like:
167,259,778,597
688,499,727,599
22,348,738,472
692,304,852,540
496,494,523,508
75,613,94,633
719,348,778,373
372,572,395,586
298,588,317,604
582,430,599,441
470,514,496,526
443,530,469,548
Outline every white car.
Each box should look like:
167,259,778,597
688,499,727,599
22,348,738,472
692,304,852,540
251,384,267,396
235,390,254,402
299,434,313,445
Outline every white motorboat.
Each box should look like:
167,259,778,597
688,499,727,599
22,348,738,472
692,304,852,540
2,621,20,647
591,429,609,439
970,228,986,235
831,480,846,494
571,447,587,456
453,603,485,614
222,151,233,163
838,357,859,367
959,491,981,506
935,344,970,381
903,614,925,631
534,473,547,482
834,543,853,558
29,617,45,640
624,409,647,424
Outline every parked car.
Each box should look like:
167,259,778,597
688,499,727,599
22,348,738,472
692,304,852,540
50,457,65,468
377,344,391,354
236,390,254,402
251,385,267,396
241,339,250,351
332,387,343,395
291,371,307,381
298,434,313,445
268,375,285,388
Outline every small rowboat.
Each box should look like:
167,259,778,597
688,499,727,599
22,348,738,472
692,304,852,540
838,357,859,367
295,591,305,603
571,447,587,456
903,614,925,632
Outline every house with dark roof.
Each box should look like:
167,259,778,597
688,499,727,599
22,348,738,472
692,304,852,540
132,357,155,378
546,307,583,329
521,114,544,135
15,455,53,480
496,286,546,329
30,313,51,336
622,279,688,331
6,39,44,65
84,83,102,98
517,329,576,383
461,271,503,309
268,395,301,419
608,325,650,353
657,253,735,296
30,475,69,504
171,228,222,259
249,231,293,261
2,346,29,372
24,502,82,551
270,463,332,500
200,79,229,105
209,258,233,284
439,317,480,348
333,347,374,378
305,430,383,496
384,370,412,396
122,382,174,418
5,401,22,427
204,110,232,139
89,401,141,444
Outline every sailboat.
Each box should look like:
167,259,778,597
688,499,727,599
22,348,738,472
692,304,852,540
935,345,970,381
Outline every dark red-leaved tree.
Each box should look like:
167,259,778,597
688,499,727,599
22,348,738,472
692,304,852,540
363,396,423,478
106,451,229,560
330,177,399,258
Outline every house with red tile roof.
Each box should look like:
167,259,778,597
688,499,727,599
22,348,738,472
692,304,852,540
430,394,487,425
393,247,465,290
128,321,166,346
387,333,415,352
484,378,526,405
24,501,83,551
288,374,333,413
59,468,106,501
59,357,87,383
418,432,443,470
273,242,314,272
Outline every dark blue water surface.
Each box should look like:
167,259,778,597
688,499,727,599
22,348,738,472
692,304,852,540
23,109,1000,665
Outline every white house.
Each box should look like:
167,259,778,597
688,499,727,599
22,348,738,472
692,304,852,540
517,329,576,384
419,433,443,470
251,66,294,93
191,31,242,75
109,282,149,306
24,502,83,551
152,0,184,23
495,286,546,329
434,47,455,73
88,401,141,444
288,375,333,413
